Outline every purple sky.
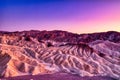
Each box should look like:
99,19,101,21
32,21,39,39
0,0,120,33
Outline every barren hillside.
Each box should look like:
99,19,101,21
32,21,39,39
0,30,120,80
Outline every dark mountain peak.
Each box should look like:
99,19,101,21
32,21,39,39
106,31,120,33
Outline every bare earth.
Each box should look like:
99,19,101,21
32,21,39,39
0,30,120,80
1,73,116,80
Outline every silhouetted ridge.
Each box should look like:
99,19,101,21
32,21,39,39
0,30,120,43
79,31,120,43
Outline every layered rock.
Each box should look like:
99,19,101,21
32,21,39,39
0,30,120,79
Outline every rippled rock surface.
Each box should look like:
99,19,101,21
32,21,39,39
0,30,120,79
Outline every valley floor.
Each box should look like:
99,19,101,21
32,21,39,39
1,73,116,80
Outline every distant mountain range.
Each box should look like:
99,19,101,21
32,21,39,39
0,30,120,43
0,30,120,80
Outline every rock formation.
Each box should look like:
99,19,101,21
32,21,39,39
0,30,120,79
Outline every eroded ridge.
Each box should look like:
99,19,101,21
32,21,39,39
0,41,120,79
0,31,120,79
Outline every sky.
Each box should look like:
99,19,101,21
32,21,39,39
0,0,120,33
